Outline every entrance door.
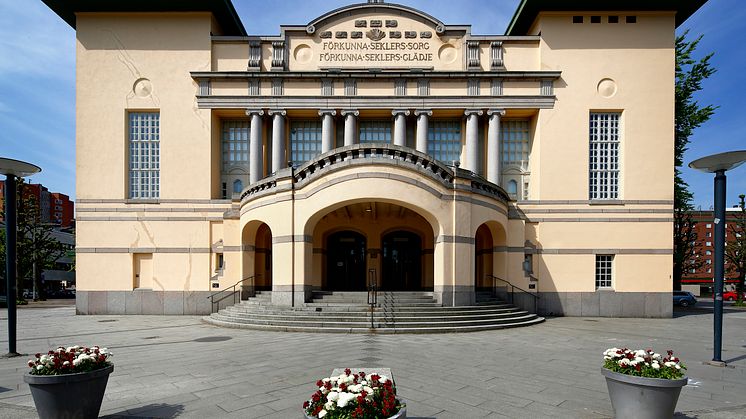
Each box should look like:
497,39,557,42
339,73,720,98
133,253,153,289
382,231,422,291
326,231,367,291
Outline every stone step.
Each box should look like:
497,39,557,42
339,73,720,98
218,310,527,322
203,316,545,334
223,306,520,317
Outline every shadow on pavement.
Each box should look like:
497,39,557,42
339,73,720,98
101,403,185,418
673,301,746,318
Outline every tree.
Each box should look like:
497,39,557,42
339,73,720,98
673,31,717,290
726,195,746,305
0,178,66,301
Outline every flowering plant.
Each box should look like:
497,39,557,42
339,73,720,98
303,368,403,418
27,346,113,376
603,348,686,380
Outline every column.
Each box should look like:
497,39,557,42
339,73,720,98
415,110,432,153
464,109,483,173
246,109,264,184
269,109,286,173
487,109,505,185
341,110,359,146
392,109,410,147
319,109,336,153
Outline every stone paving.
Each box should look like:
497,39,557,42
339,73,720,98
1,301,745,418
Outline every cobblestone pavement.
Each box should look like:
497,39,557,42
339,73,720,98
1,303,745,418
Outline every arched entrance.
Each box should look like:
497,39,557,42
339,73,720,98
475,224,493,291
255,223,273,290
326,231,367,291
382,231,422,291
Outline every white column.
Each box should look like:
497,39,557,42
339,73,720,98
415,110,432,154
487,109,506,185
269,109,286,173
319,109,336,153
246,109,264,184
464,109,483,173
341,110,359,146
392,109,410,147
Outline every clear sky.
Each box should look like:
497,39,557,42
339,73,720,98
1,0,744,208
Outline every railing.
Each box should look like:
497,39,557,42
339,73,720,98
207,275,259,313
367,269,378,329
487,274,539,314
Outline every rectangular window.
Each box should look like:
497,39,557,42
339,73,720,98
706,250,712,255
501,120,530,170
706,232,712,237
222,120,250,166
128,112,160,199
595,255,613,288
359,120,392,143
427,120,461,164
706,241,712,247
290,120,323,166
706,223,712,228
589,112,620,200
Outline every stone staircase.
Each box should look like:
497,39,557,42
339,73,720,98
203,290,544,333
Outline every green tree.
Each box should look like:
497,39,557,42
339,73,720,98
0,178,66,301
726,195,746,305
673,31,717,290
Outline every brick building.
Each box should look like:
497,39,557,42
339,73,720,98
0,180,75,227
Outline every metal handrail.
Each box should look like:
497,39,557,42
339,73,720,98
487,274,539,314
368,269,378,329
207,275,259,313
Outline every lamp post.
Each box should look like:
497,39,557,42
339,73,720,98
1,157,42,357
689,150,746,365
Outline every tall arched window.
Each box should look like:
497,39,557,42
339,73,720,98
507,180,518,198
233,179,243,194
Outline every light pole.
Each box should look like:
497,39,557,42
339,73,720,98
689,150,746,365
1,157,41,357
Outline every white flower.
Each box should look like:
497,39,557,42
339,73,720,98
379,375,389,384
318,409,327,418
324,401,335,411
652,363,660,370
63,361,70,366
73,358,82,367
336,392,357,408
635,357,645,363
363,386,373,395
327,392,339,402
36,365,43,371
675,365,681,370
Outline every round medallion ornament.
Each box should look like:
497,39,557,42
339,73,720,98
133,78,152,98
294,44,313,63
597,78,617,98
438,44,457,64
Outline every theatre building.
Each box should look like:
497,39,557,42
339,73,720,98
45,0,705,322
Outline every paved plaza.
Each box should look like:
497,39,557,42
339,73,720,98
1,302,745,418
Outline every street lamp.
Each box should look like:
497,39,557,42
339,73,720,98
1,157,42,357
689,150,746,366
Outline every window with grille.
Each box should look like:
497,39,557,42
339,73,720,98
290,120,323,166
500,120,530,169
589,113,620,200
222,121,249,166
359,120,392,143
595,255,613,288
128,112,160,199
427,120,461,163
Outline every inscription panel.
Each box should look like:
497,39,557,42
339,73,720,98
289,13,463,71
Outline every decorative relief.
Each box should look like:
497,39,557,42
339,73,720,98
321,79,334,96
355,20,367,27
248,80,260,96
467,40,481,69
320,31,332,39
597,78,617,98
389,31,401,39
467,79,480,97
417,78,430,96
491,79,503,96
541,80,554,96
385,20,398,28
271,41,286,69
335,31,348,39
490,41,504,69
134,78,153,97
271,78,284,96
405,31,417,39
344,79,357,96
351,31,363,39
366,28,386,41
197,79,209,96
420,31,432,39
438,44,457,64
248,40,261,69
370,20,382,27
395,79,407,96
293,44,313,63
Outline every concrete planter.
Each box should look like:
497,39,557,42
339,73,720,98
24,364,113,419
601,368,687,419
304,400,406,419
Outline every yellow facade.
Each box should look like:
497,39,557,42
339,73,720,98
45,0,706,317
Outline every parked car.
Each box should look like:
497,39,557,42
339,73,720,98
723,291,746,301
673,291,697,307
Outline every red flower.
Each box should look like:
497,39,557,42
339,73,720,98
316,380,323,387
345,368,351,375
303,401,309,409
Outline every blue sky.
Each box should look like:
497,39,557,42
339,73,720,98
0,0,743,208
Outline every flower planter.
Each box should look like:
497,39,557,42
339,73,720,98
304,399,406,419
602,368,687,419
24,364,113,419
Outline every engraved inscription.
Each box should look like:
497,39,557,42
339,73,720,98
420,31,432,39
389,31,401,39
320,31,332,39
355,20,367,27
370,20,382,27
386,20,398,28
405,31,417,39
351,31,363,39
336,31,348,39
319,40,434,64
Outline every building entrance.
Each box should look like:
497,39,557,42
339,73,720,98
326,231,367,291
382,231,422,291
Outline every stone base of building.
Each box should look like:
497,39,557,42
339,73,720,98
271,285,314,306
76,290,213,315
434,285,475,306
537,291,673,318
